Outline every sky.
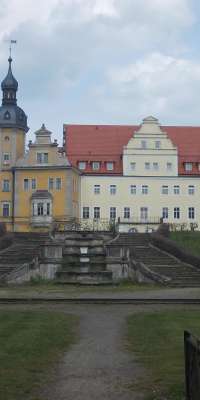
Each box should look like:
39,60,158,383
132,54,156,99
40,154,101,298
0,0,200,144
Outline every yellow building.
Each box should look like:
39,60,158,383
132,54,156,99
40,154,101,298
0,57,80,232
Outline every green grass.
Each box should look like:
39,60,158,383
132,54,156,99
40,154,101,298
0,281,162,298
0,310,78,400
170,231,200,257
127,310,200,400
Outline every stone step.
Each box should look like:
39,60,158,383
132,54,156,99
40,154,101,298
56,270,113,285
63,247,105,255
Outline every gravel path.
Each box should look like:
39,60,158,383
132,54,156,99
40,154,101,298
39,305,146,400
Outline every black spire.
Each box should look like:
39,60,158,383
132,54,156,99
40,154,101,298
1,57,18,105
0,56,29,132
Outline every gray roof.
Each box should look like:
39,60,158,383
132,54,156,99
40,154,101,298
1,57,18,91
0,57,28,132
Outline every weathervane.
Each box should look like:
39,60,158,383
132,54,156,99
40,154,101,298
5,39,17,58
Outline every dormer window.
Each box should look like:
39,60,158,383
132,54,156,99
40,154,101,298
141,140,147,149
92,162,100,170
78,161,86,170
106,162,114,171
184,162,193,172
4,111,11,120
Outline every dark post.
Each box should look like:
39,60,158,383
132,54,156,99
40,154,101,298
184,330,191,400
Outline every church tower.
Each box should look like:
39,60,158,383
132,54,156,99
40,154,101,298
0,56,29,230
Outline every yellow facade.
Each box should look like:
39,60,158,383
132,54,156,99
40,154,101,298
0,124,80,232
14,168,80,232
0,126,26,231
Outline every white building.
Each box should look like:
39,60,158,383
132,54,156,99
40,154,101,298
64,116,200,231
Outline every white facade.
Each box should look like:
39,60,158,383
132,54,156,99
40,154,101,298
123,116,178,177
81,175,199,224
80,117,200,230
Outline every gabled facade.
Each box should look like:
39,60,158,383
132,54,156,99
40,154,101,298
64,117,200,231
14,124,80,232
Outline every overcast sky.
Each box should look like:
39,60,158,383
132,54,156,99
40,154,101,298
0,0,200,143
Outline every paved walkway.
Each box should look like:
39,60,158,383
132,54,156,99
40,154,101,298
39,305,146,400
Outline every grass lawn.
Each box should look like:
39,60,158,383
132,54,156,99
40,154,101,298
0,310,78,400
170,231,200,257
0,281,162,298
127,310,200,400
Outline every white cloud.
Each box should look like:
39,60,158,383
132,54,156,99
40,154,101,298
105,52,200,123
0,0,198,138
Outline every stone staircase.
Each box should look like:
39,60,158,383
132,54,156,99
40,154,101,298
56,232,113,285
118,233,200,287
0,233,49,281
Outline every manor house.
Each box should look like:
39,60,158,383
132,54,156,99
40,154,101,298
0,57,200,232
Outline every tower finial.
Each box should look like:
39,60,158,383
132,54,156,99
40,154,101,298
5,40,17,60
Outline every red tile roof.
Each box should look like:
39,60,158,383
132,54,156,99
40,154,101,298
64,124,200,175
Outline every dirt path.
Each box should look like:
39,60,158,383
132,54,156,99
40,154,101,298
39,305,145,400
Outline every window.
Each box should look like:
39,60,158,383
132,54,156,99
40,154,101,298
162,207,168,219
32,179,36,190
155,141,161,149
184,162,192,172
110,185,116,195
2,203,10,217
167,162,172,171
110,207,116,220
124,207,130,219
145,162,150,170
94,207,100,219
174,185,180,195
37,153,48,164
23,179,29,191
48,178,54,190
3,180,10,192
47,203,51,216
140,207,148,221
106,162,114,171
4,111,11,120
153,162,158,170
78,161,86,170
56,178,61,190
3,153,10,164
188,207,195,219
174,207,180,219
188,185,195,195
83,207,90,219
162,185,168,195
92,162,100,170
141,140,147,149
142,185,148,195
130,162,136,171
130,185,136,194
94,185,100,194
37,203,44,216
